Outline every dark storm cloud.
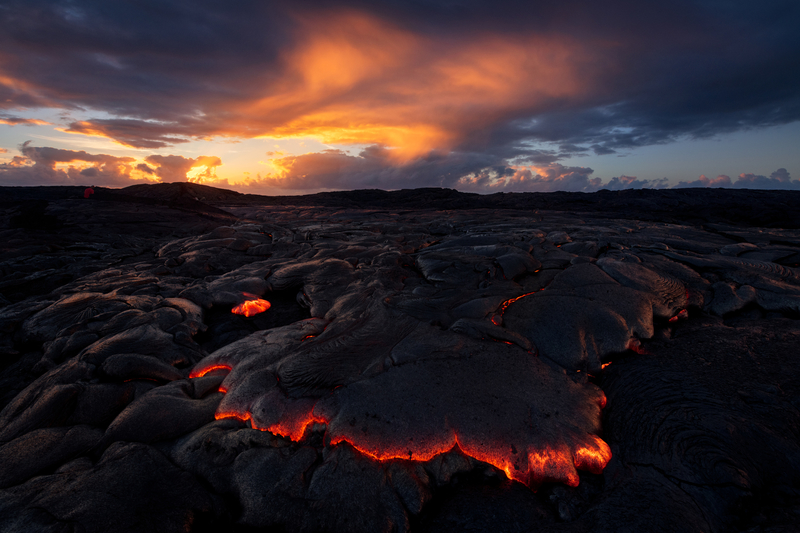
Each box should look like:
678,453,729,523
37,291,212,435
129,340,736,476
1,0,798,189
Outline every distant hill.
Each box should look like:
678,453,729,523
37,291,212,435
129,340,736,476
115,182,800,229
2,182,799,228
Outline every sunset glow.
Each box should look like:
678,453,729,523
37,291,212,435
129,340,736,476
1,2,798,192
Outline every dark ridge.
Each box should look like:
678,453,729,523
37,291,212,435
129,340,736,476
2,184,800,228
119,183,800,228
0,184,236,221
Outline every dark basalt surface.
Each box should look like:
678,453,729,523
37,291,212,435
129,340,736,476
1,183,799,533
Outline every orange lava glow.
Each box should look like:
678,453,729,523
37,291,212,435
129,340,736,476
573,436,613,474
669,309,689,322
625,337,648,355
232,293,271,317
328,434,454,463
266,413,328,441
215,410,251,424
496,291,538,316
211,391,612,488
189,364,232,379
527,447,579,486
327,427,611,488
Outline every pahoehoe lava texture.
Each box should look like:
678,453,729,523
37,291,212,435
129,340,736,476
1,184,800,532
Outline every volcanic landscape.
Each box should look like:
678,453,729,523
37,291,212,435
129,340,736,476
1,183,800,533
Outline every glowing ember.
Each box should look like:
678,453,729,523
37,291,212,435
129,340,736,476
232,293,271,317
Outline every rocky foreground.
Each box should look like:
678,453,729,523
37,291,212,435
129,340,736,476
1,184,800,532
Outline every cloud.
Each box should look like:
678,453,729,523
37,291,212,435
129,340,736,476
0,115,51,126
250,145,503,192
63,120,197,149
603,175,669,191
245,145,668,194
0,148,7,154
0,142,223,186
674,174,733,188
2,0,796,166
673,169,800,190
457,165,669,193
0,141,140,186
2,142,795,194
143,154,223,183
732,168,800,189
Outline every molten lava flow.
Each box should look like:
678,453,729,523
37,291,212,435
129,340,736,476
328,434,455,463
232,293,271,317
574,436,613,474
266,413,329,441
189,364,232,379
327,428,611,489
216,410,251,424
527,447,580,487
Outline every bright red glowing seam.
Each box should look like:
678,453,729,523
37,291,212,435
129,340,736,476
189,364,232,379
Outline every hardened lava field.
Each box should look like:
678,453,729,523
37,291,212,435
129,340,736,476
1,185,800,533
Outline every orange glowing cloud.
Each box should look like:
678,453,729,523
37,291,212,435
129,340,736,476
0,117,51,126
246,11,597,160
209,11,597,160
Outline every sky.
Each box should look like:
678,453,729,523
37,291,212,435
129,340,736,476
1,0,800,194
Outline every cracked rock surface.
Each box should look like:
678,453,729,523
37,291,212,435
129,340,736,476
1,183,800,532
